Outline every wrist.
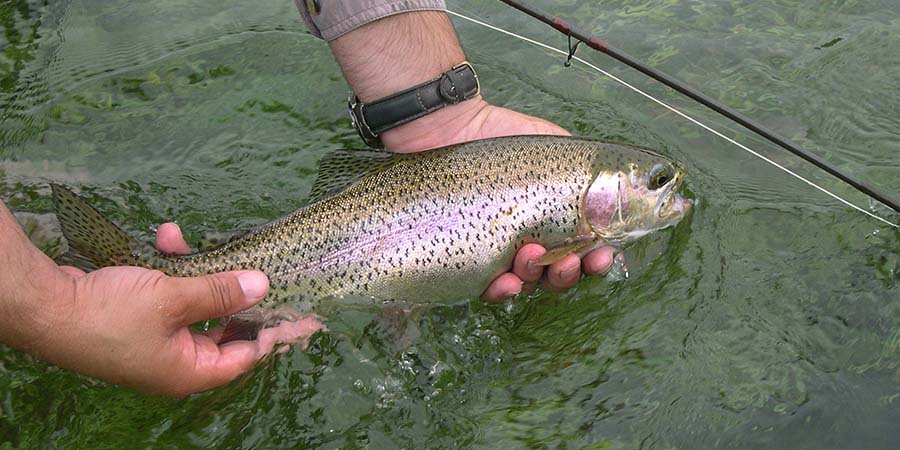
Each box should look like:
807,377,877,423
1,264,73,355
328,10,569,153
348,61,480,149
0,203,74,353
378,96,488,152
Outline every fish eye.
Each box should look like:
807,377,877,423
648,164,672,190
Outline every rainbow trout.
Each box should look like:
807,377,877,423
52,135,691,325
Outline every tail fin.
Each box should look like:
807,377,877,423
51,183,146,270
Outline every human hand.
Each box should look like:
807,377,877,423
0,195,320,397
380,97,569,153
37,262,321,397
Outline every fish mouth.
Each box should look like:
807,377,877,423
654,170,690,219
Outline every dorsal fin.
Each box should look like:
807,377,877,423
307,149,400,203
50,183,146,270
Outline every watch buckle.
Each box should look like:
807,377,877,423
453,61,480,98
347,93,383,148
440,61,480,103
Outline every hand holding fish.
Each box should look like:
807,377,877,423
328,10,617,301
0,204,322,397
37,267,322,397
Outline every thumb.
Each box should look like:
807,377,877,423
163,271,269,326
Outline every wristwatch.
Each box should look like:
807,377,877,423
348,61,480,148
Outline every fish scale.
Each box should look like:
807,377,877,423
51,135,690,319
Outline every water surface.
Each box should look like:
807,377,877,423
1,0,897,448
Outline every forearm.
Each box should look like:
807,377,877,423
0,200,70,352
329,11,464,101
294,3,567,152
327,10,487,152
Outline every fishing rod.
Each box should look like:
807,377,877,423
496,0,900,215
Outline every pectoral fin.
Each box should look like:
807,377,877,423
534,236,599,266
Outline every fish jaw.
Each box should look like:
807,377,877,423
652,169,692,227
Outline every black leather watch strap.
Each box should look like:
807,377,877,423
348,61,480,148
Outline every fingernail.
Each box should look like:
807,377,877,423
597,251,617,275
526,260,543,277
238,272,268,302
560,266,580,282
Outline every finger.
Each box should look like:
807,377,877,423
167,333,261,397
528,116,571,136
156,222,192,255
511,243,546,283
170,315,324,396
482,272,523,303
545,254,581,290
582,246,616,275
491,107,571,136
255,316,324,354
162,271,269,326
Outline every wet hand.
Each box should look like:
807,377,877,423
156,223,323,373
482,245,616,303
42,267,256,396
39,228,322,397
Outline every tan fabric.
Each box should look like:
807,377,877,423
294,0,447,41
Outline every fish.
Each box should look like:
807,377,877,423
51,135,692,330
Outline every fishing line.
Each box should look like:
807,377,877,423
497,0,900,215
446,8,899,229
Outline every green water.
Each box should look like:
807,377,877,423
1,0,898,448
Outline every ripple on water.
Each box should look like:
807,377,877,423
2,1,900,449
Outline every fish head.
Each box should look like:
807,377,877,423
583,148,692,244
